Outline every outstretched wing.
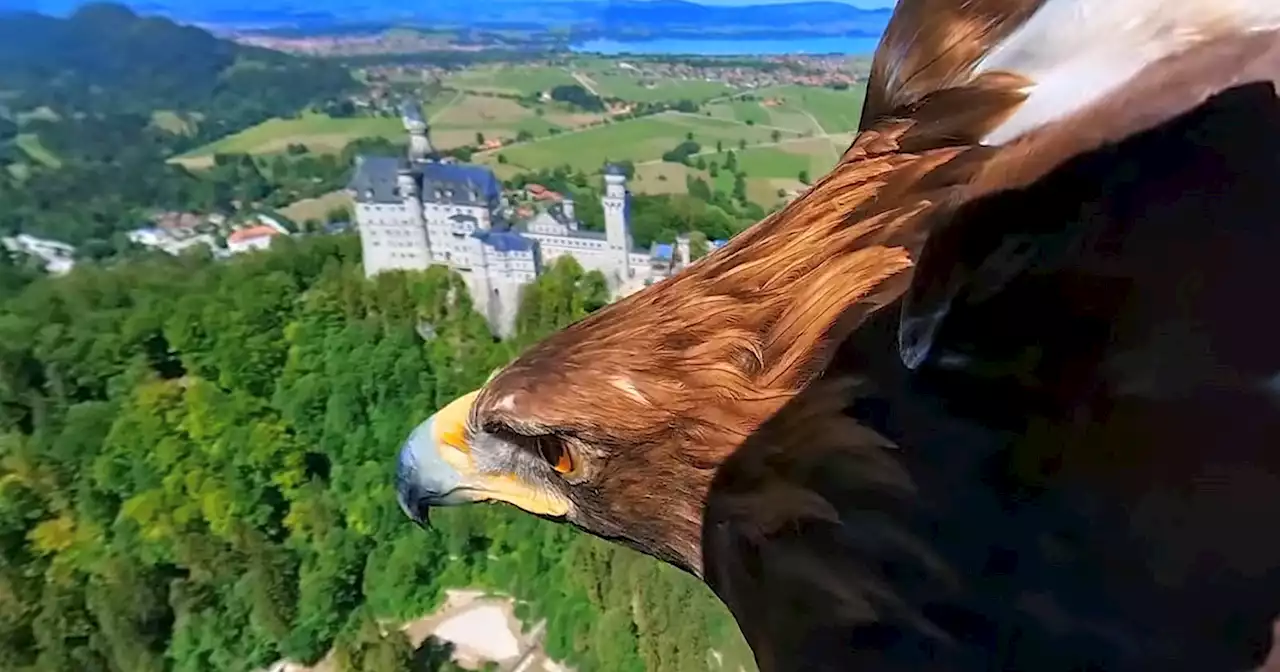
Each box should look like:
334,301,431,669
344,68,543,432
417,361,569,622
704,6,1280,672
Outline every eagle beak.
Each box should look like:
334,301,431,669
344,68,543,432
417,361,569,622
395,389,569,527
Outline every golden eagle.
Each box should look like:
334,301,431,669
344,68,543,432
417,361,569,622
396,0,1280,669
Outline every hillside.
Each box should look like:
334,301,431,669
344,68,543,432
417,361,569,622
0,3,354,126
0,3,360,249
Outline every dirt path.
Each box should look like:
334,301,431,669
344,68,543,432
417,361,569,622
570,71,602,97
429,90,465,123
260,589,557,672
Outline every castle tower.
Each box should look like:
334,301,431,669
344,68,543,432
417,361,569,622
397,166,431,263
400,100,433,163
676,234,691,268
562,197,577,229
601,164,631,285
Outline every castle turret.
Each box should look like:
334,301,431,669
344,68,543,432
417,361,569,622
601,164,631,286
397,164,431,262
676,233,691,268
400,100,433,163
562,196,577,229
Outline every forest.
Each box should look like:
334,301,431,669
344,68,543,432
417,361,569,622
0,235,753,671
0,2,356,250
0,3,355,140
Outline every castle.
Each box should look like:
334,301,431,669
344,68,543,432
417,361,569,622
350,102,703,337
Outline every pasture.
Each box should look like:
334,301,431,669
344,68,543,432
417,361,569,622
765,84,868,133
484,112,781,173
174,113,405,165
443,66,579,96
279,190,353,224
587,72,734,103
174,93,603,167
16,133,59,168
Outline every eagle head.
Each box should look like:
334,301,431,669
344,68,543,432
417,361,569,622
396,289,771,575
395,186,920,576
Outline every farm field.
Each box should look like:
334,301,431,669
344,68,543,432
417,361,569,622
15,133,59,167
174,60,863,212
483,111,784,173
443,65,579,96
586,72,734,103
173,113,405,167
279,189,353,224
629,128,851,207
763,84,868,133
174,93,604,168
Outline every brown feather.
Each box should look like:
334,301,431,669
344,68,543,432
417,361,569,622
460,3,1280,669
862,0,1045,124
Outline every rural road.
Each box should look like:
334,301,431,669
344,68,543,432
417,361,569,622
571,71,602,97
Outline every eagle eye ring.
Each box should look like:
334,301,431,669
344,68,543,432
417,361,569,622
534,436,575,475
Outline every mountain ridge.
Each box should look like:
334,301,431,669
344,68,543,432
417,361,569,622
8,0,892,36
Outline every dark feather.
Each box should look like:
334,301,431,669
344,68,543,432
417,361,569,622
705,48,1280,672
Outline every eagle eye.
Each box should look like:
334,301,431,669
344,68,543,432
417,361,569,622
535,436,574,475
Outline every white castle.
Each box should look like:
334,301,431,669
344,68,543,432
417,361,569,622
351,102,704,337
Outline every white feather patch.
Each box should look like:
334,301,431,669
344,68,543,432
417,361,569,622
610,376,649,405
976,0,1280,146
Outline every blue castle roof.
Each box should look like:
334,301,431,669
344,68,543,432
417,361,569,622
472,229,536,253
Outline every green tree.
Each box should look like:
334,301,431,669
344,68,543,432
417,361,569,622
688,231,711,260
0,233,755,672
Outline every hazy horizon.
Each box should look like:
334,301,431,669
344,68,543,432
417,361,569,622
11,0,900,14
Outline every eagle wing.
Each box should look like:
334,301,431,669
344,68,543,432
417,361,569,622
704,6,1280,672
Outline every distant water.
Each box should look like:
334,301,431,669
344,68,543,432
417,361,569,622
571,36,881,57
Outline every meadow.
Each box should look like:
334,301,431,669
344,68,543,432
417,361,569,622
279,189,353,223
180,59,865,213
587,72,734,103
15,133,59,167
764,84,868,133
173,113,406,167
482,111,784,173
174,93,598,168
442,65,580,96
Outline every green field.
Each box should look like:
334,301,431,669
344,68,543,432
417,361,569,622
16,133,59,167
727,100,771,125
701,99,826,135
177,113,405,161
486,111,783,172
767,84,868,133
151,110,198,135
176,91,607,167
443,66,579,96
280,189,353,223
631,126,847,207
587,72,734,103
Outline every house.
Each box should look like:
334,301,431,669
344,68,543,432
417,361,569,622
227,225,283,254
2,233,76,275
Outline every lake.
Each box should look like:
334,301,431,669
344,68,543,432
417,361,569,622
571,36,881,57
